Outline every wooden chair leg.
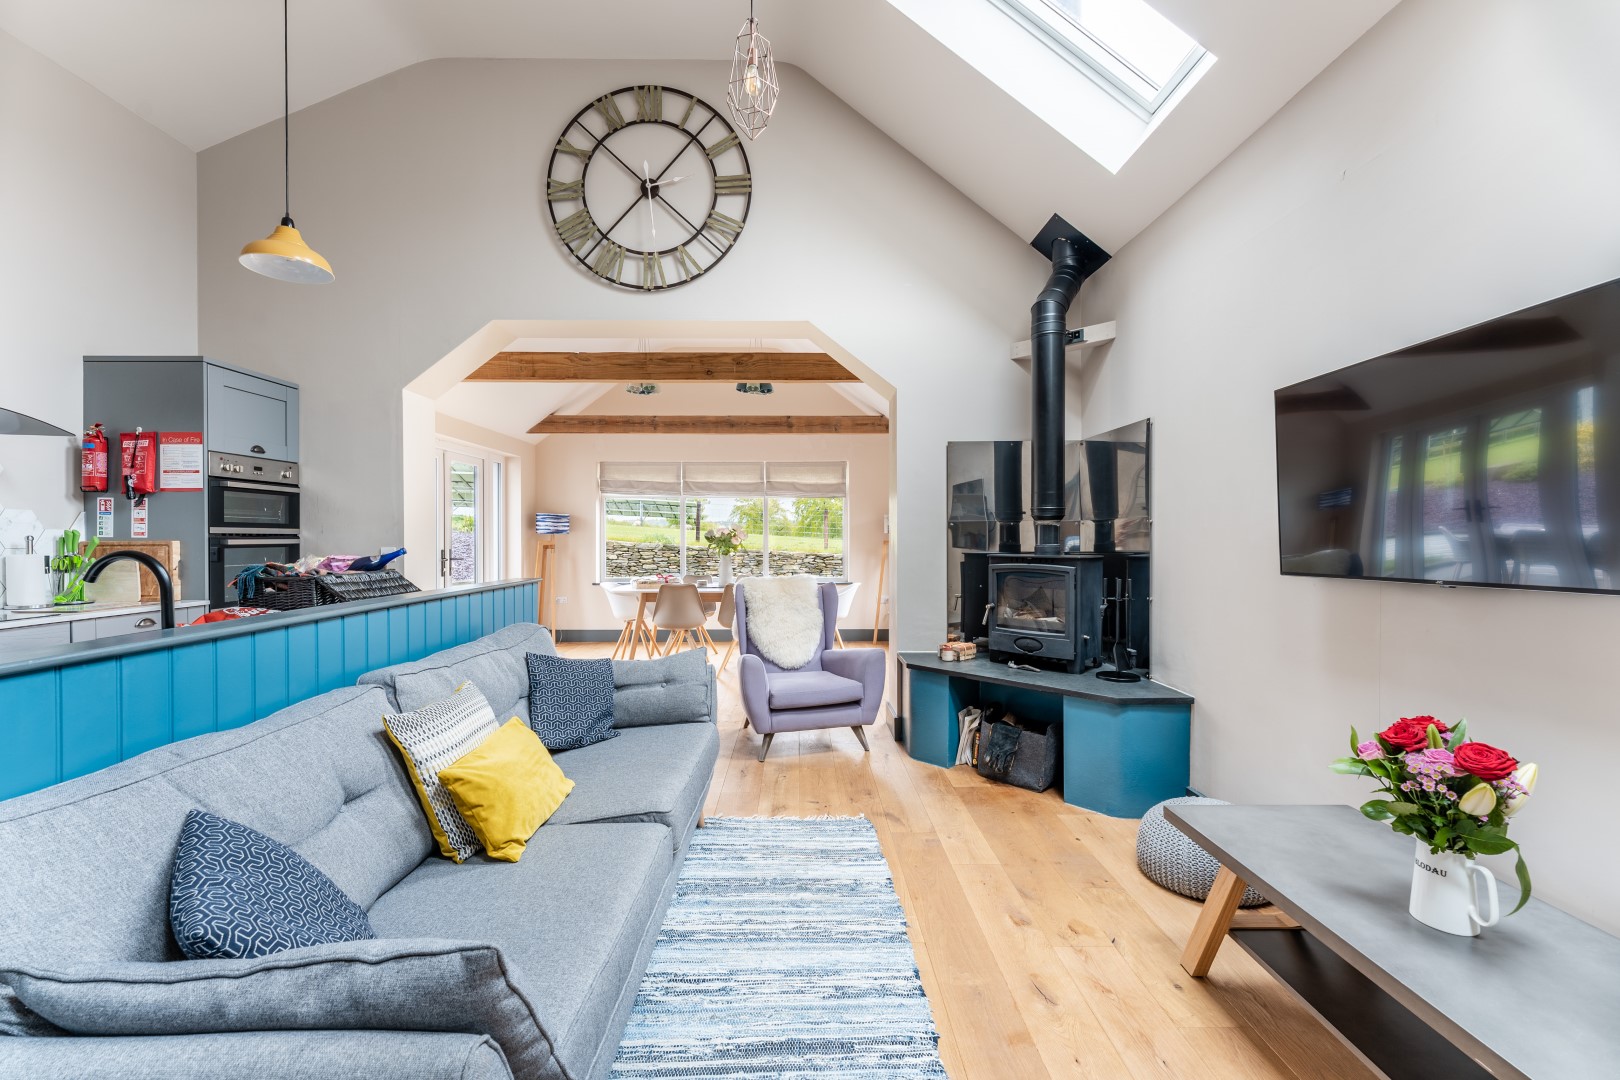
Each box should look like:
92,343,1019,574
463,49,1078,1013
757,733,774,762
698,626,719,653
612,620,632,660
835,629,846,648
720,638,736,670
851,725,869,751
1180,865,1249,977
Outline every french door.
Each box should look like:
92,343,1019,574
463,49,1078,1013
435,448,502,587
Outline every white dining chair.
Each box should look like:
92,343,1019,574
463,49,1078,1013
834,581,861,648
602,583,656,659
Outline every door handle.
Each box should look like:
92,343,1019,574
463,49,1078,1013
134,617,157,629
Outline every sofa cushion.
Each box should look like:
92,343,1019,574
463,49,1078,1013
0,685,426,967
170,810,375,960
546,724,719,851
384,682,502,863
525,653,618,752
766,670,864,710
359,624,558,721
611,648,714,727
367,822,672,1080
440,720,575,862
0,938,556,1079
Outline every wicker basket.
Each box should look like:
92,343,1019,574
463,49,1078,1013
314,570,420,603
242,569,419,610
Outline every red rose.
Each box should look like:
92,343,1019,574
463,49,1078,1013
1453,741,1518,781
1379,716,1451,753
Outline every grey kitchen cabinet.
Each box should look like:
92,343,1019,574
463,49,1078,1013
206,365,300,460
0,622,72,656
69,602,209,642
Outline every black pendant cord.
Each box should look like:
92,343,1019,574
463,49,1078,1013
281,0,292,228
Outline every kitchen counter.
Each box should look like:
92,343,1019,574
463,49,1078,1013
0,600,204,625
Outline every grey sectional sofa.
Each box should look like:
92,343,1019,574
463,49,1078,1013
0,624,719,1080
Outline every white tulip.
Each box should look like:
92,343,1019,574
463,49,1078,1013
1458,782,1497,817
1504,762,1539,817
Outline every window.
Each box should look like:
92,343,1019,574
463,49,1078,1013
988,0,1206,115
599,461,848,580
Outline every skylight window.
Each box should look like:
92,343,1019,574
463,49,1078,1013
988,0,1206,116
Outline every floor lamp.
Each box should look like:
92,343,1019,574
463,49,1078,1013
534,513,569,632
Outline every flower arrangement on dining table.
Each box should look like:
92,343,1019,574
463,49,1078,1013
1331,716,1538,914
703,525,747,556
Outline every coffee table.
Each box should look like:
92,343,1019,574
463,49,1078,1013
1167,804,1620,1080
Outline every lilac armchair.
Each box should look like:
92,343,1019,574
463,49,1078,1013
735,581,886,762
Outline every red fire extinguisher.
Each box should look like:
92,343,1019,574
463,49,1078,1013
80,423,109,492
119,428,159,500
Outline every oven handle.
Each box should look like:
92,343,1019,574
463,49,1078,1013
215,480,300,493
210,527,301,536
215,538,303,547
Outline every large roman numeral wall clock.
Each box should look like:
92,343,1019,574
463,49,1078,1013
546,85,753,291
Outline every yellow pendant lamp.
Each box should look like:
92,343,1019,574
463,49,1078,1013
239,0,333,284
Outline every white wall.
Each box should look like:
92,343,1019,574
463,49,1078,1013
0,28,196,564
196,59,1047,650
1080,0,1620,930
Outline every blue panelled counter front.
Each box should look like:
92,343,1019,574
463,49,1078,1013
0,580,539,801
897,652,1193,817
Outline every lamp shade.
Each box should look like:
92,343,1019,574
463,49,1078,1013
239,222,334,284
0,406,71,437
535,513,571,536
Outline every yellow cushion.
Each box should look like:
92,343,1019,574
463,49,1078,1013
437,719,574,862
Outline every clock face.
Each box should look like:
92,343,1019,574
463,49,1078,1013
546,85,752,291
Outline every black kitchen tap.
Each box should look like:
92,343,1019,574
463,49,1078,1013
83,552,175,630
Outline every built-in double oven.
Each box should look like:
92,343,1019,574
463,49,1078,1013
207,452,301,607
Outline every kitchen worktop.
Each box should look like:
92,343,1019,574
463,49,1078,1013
0,600,200,625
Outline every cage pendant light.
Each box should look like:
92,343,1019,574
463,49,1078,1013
726,0,778,140
239,0,333,283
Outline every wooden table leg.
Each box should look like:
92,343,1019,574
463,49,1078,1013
630,595,650,659
1181,865,1249,977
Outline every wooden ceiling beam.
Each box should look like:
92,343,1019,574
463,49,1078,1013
530,414,889,435
468,351,858,383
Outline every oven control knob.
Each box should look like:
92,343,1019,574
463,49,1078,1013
280,470,292,480
233,464,245,473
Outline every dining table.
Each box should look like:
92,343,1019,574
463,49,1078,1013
620,582,728,659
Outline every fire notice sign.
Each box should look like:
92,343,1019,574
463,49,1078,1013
95,497,114,538
159,432,204,491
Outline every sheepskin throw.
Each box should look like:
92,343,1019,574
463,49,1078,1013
742,576,824,670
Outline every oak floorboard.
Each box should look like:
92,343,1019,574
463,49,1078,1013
557,643,1376,1080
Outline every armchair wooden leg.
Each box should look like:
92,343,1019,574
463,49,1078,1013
757,733,774,762
1180,865,1248,977
851,725,869,751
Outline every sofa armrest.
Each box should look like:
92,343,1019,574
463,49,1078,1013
738,654,773,732
0,1030,512,1080
821,648,887,726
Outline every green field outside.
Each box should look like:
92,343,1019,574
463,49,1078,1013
605,520,844,554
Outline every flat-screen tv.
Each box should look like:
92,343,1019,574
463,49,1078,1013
1276,276,1620,594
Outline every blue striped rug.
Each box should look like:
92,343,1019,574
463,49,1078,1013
610,816,949,1079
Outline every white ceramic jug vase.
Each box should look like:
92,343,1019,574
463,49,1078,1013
1409,838,1501,936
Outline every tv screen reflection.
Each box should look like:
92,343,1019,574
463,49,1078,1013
1276,276,1620,594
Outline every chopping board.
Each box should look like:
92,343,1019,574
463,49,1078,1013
80,539,182,602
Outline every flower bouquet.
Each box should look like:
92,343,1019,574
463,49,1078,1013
702,525,747,556
1331,716,1537,933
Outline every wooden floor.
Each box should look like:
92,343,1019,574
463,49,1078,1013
560,643,1376,1080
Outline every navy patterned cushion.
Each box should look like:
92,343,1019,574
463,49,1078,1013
169,810,376,960
525,652,619,751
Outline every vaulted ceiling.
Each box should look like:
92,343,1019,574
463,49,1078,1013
0,0,1399,251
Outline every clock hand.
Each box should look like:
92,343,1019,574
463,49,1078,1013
643,160,656,242
654,194,727,259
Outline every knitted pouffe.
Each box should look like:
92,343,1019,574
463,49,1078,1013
1136,796,1268,907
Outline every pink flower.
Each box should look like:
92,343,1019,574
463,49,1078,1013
1356,740,1385,761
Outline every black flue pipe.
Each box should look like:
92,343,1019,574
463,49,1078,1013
1030,236,1088,554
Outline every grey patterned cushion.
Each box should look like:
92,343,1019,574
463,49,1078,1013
170,811,374,960
384,683,501,863
0,939,561,1078
525,653,619,752
1136,797,1268,907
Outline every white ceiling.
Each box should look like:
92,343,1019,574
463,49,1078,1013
0,0,1399,252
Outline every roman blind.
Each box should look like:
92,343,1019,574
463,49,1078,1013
765,462,848,498
682,462,765,496
597,461,681,495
